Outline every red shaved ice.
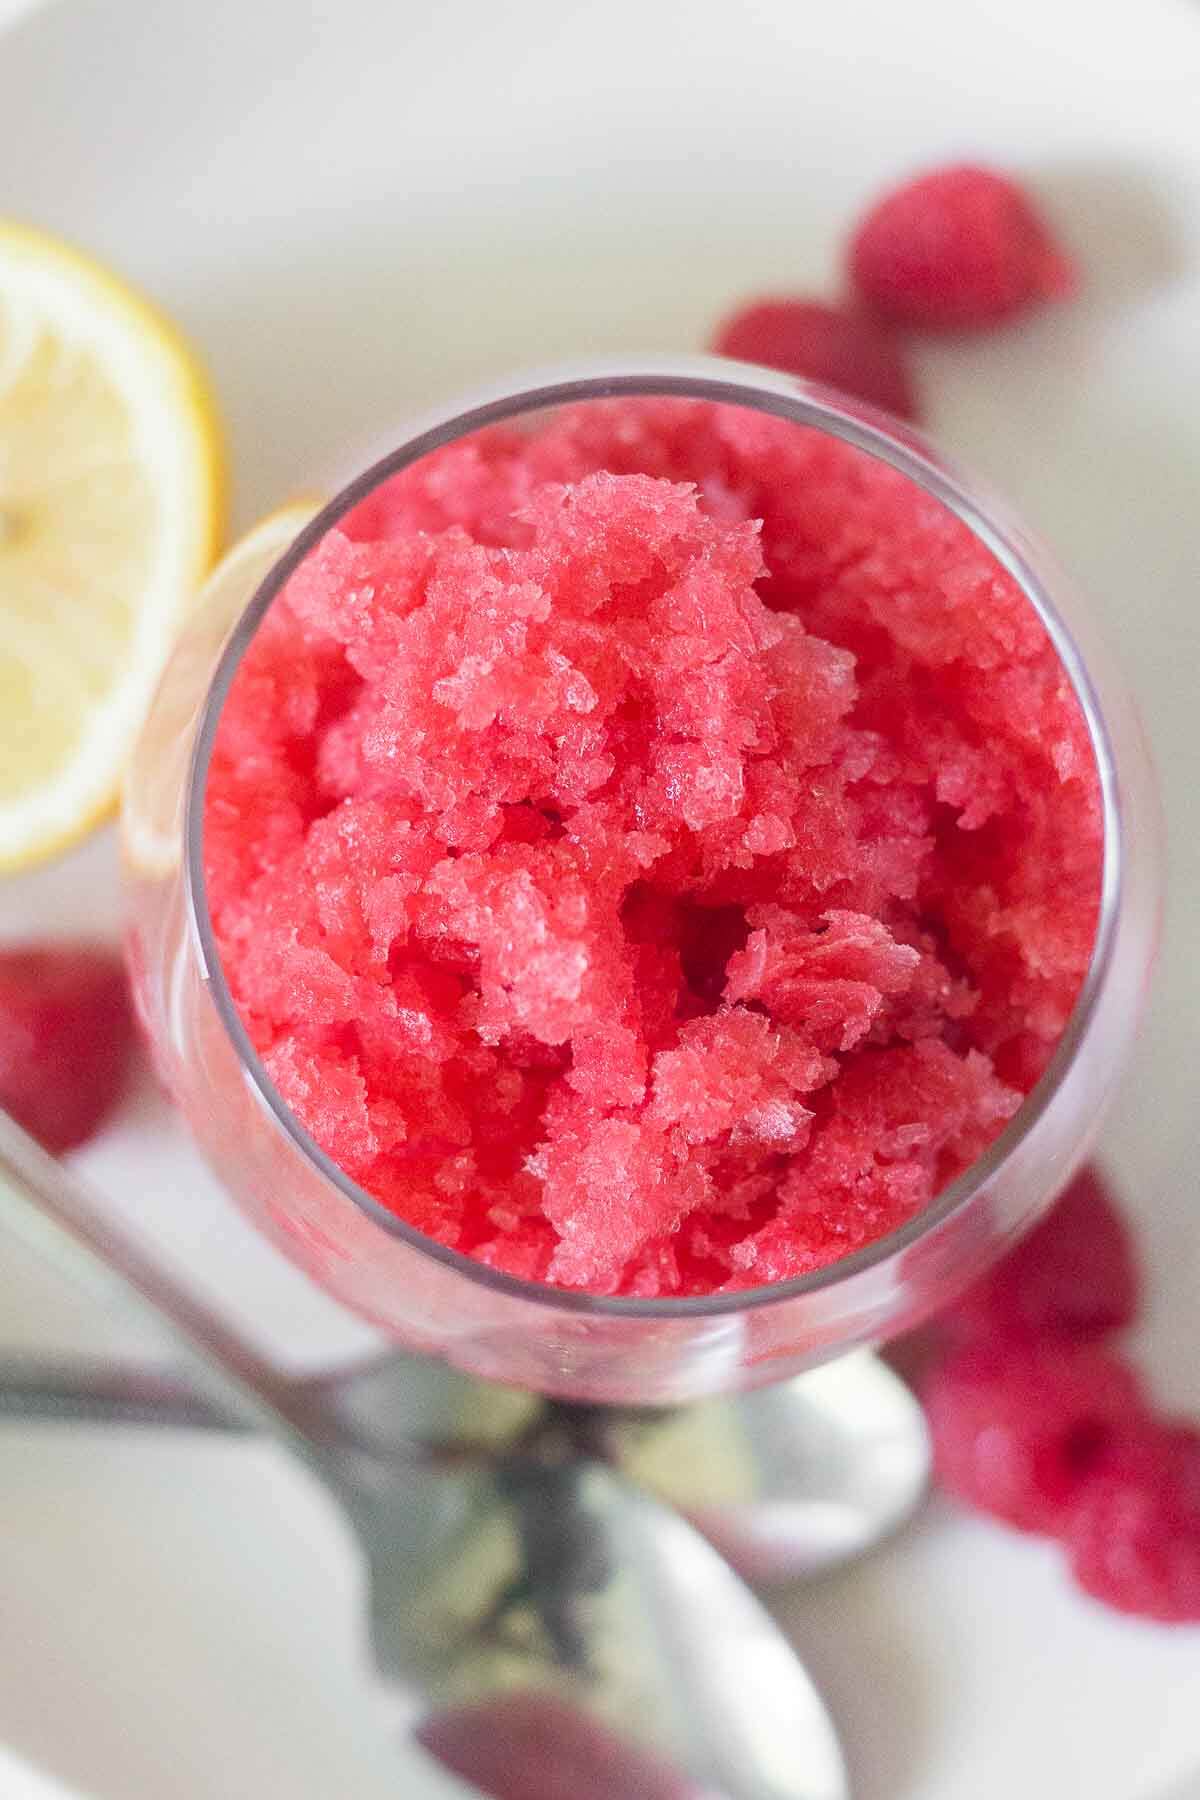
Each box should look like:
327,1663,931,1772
205,398,1101,1296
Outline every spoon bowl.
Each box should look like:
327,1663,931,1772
348,1448,847,1799
0,1113,848,1800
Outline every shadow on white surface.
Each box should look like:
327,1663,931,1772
1036,157,1188,305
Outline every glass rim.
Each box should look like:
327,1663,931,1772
183,354,1122,1320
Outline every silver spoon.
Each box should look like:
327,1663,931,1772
0,1113,848,1800
271,1339,930,1585
0,1132,930,1587
0,1337,928,1590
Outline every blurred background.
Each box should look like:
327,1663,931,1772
1,0,1198,1795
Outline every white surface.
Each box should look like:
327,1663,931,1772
0,1743,92,1800
1,0,1199,1795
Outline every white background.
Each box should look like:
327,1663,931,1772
1,1,1199,1795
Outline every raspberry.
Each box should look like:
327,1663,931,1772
848,164,1077,331
948,1166,1139,1344
925,1340,1145,1533
417,1694,695,1800
0,945,135,1153
711,297,919,420
1067,1424,1200,1622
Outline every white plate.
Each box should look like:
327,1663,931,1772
0,1743,94,1800
2,0,1200,1795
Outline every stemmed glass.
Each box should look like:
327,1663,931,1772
0,356,1160,1796
123,357,1161,1417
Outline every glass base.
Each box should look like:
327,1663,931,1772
314,1343,932,1585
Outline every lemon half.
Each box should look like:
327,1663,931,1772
0,220,225,871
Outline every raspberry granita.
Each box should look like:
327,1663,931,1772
205,398,1102,1297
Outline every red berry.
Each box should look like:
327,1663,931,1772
417,1693,695,1800
848,164,1077,332
948,1166,1140,1345
925,1340,1145,1534
0,945,135,1153
712,297,920,420
1067,1423,1200,1622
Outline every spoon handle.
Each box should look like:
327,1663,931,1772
0,1355,240,1432
0,1110,311,1450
